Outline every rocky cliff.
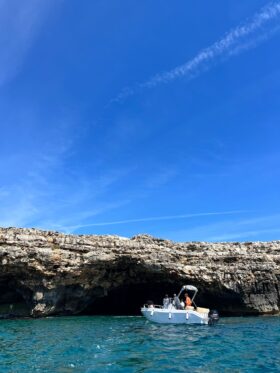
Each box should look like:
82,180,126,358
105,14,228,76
0,227,279,317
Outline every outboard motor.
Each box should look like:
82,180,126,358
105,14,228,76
208,309,219,325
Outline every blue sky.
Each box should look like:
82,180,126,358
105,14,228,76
1,0,280,242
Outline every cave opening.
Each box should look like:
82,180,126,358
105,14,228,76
0,277,31,318
80,258,187,316
195,286,246,316
79,281,247,316
80,282,181,316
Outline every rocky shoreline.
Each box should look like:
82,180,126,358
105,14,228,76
0,227,279,317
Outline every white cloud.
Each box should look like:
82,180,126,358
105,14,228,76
0,113,131,231
167,214,280,242
66,210,246,230
207,228,280,242
112,1,280,102
0,0,61,86
0,157,130,231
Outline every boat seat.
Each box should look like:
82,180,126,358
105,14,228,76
196,307,210,313
185,306,194,310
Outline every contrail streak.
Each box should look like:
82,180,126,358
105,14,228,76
112,1,280,102
66,210,247,231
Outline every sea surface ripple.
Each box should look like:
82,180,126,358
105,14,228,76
0,316,279,372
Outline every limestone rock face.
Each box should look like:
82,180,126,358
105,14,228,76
0,228,279,317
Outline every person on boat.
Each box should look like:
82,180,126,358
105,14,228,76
173,294,183,310
163,294,170,309
185,293,192,308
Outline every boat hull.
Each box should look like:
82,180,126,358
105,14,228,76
141,307,209,325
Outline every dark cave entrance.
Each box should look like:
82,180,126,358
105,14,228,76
195,286,247,316
80,258,187,316
80,282,181,316
0,277,31,318
79,281,247,316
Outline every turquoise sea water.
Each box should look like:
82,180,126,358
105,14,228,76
0,316,279,372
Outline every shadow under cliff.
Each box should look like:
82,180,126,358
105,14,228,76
0,258,265,318
0,277,32,318
79,282,247,316
78,258,247,316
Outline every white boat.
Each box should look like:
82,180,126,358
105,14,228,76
141,285,219,325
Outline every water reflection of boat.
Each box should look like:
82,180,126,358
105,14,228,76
141,285,219,325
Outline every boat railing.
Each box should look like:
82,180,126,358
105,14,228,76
143,304,163,309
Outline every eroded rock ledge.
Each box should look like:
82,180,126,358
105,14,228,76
0,227,279,317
